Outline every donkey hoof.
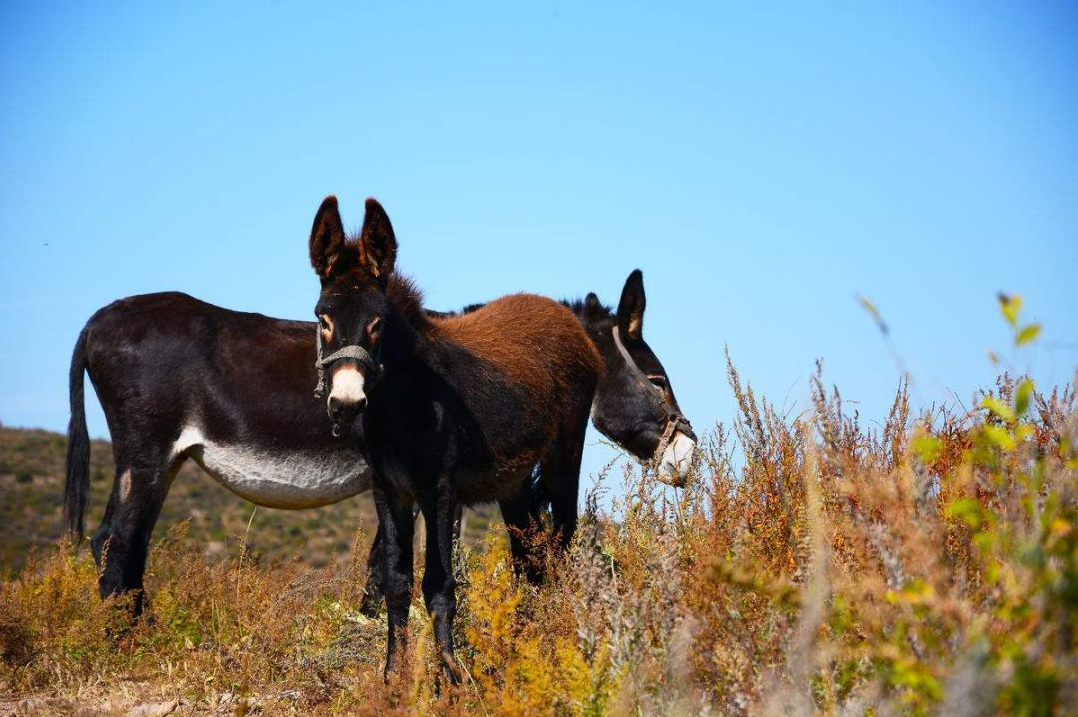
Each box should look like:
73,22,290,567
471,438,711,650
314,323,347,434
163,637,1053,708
359,592,383,618
440,651,462,686
382,654,406,685
382,664,405,686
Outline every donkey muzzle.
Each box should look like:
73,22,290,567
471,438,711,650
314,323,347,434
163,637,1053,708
326,364,368,432
657,431,697,487
328,394,366,422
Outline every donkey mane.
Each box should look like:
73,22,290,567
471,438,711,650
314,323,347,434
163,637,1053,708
563,297,615,328
384,273,431,331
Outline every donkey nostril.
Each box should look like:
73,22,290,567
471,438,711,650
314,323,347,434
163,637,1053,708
328,395,364,421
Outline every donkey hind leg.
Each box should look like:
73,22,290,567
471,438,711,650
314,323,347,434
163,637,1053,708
498,487,545,584
359,521,387,616
91,453,181,620
540,400,591,552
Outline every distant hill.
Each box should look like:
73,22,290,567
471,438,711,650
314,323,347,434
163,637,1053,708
0,424,495,574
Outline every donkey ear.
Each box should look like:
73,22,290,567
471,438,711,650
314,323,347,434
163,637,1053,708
616,269,646,340
309,196,346,280
583,292,605,322
358,198,397,281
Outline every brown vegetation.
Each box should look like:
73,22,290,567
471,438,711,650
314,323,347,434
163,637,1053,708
0,304,1075,716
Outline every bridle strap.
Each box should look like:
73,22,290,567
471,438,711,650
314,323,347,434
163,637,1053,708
313,326,384,399
656,415,680,465
611,325,693,465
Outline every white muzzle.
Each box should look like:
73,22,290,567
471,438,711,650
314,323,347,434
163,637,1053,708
656,431,696,486
329,365,367,407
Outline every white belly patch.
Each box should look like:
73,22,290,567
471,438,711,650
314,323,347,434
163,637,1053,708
171,427,371,509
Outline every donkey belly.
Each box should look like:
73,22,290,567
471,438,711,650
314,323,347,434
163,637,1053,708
456,462,535,504
175,428,371,509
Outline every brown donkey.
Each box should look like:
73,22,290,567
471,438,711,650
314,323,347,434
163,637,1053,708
309,196,603,682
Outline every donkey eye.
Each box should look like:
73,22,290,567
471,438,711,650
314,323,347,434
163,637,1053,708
647,375,667,388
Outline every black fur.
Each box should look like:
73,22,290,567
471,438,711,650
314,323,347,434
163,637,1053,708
63,207,694,640
64,292,364,618
568,274,697,459
311,197,604,683
64,325,91,542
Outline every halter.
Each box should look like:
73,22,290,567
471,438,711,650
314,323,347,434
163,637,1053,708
610,325,695,466
313,326,384,399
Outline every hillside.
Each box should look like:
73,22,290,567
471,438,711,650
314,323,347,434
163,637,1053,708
0,425,495,574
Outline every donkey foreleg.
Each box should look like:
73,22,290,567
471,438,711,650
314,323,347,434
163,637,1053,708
371,480,415,681
419,478,462,685
361,502,464,617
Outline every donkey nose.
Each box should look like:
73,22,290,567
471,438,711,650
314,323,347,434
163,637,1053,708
657,432,697,487
328,395,366,424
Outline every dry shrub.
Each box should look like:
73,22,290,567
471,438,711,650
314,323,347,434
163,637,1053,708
1,316,1075,715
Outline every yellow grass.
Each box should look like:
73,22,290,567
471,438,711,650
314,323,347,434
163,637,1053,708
1,313,1075,715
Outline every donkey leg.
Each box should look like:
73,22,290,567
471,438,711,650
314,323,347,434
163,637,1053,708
541,456,580,551
498,490,545,584
361,505,432,616
372,480,415,681
541,422,588,552
419,479,461,685
359,521,386,616
452,501,463,546
90,454,178,620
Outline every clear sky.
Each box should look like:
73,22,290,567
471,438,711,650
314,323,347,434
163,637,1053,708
2,1,1076,492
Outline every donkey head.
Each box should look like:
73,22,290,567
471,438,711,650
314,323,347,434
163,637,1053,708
578,270,697,486
308,196,396,432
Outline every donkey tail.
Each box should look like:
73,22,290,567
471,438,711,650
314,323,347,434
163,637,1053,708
64,324,92,543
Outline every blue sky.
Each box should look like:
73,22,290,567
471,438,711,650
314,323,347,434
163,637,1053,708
2,1,1076,490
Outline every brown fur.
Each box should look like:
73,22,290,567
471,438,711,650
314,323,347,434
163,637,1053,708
432,293,604,404
310,197,608,682
428,293,604,477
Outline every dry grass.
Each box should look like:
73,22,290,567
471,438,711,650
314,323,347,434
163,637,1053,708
1,349,1075,714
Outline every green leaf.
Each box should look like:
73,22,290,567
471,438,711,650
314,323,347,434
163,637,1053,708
1014,379,1034,418
911,434,943,463
981,396,1015,423
1015,323,1041,346
981,424,1016,451
998,293,1022,326
946,497,983,529
975,531,997,554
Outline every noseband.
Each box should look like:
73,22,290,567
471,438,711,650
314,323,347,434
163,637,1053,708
610,325,695,465
313,326,384,399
